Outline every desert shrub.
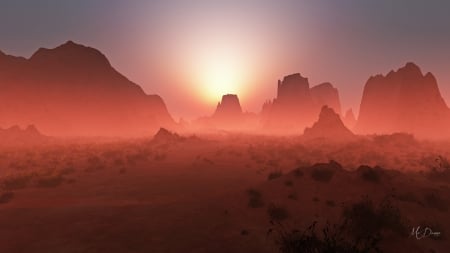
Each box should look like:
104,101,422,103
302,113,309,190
0,191,14,204
326,200,336,207
154,153,167,161
357,166,381,183
311,166,335,182
343,197,406,238
424,192,448,212
0,173,34,190
241,229,249,236
288,193,298,200
426,155,450,182
268,204,289,222
59,166,76,175
293,168,304,178
36,175,65,188
284,180,293,187
271,221,381,253
268,171,283,181
247,189,264,208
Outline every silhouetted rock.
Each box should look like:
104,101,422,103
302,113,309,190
152,128,182,143
303,106,356,141
356,62,450,138
214,94,243,119
310,82,341,115
0,41,175,136
262,74,342,134
343,109,357,129
0,125,46,145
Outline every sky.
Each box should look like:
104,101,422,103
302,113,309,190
1,0,450,120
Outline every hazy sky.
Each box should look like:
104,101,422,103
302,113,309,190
1,0,450,119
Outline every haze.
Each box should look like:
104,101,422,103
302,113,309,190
1,0,450,119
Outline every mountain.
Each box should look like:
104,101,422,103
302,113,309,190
261,73,342,134
0,41,175,136
303,106,356,141
213,94,243,120
0,125,47,145
355,62,450,139
343,109,357,129
310,82,341,115
194,94,259,132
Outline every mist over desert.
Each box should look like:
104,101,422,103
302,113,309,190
1,1,450,253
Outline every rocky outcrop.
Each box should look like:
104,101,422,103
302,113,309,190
261,74,342,134
303,106,356,141
355,62,450,139
310,82,341,115
343,109,357,129
213,94,243,120
0,125,46,145
0,41,175,136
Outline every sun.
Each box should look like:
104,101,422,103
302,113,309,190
185,45,248,105
201,60,242,102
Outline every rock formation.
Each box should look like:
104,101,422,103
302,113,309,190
0,41,175,136
310,82,341,115
343,109,357,129
0,125,46,145
355,62,450,139
261,73,342,134
303,106,356,141
152,128,183,143
213,94,243,120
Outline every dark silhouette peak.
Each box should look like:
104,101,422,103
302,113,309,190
318,106,339,122
403,62,421,73
303,106,355,141
25,124,41,134
153,128,182,142
215,94,243,117
357,63,450,138
312,82,333,89
282,73,307,82
310,82,341,114
30,41,111,68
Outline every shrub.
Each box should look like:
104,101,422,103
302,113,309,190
0,173,34,190
268,171,283,181
0,191,14,204
311,166,335,182
343,197,406,238
271,221,381,253
247,189,264,208
287,193,298,200
358,165,381,183
267,204,289,222
36,175,65,188
424,192,448,212
284,180,293,187
293,168,304,178
326,200,336,207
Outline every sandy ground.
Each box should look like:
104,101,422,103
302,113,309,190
0,135,449,253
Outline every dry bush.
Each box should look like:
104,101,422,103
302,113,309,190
0,173,35,190
0,191,14,204
357,165,381,183
343,197,407,238
267,204,289,222
310,161,341,182
268,171,283,181
271,221,381,253
247,189,264,208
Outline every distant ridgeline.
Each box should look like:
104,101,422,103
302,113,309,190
1,41,450,139
0,41,175,136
